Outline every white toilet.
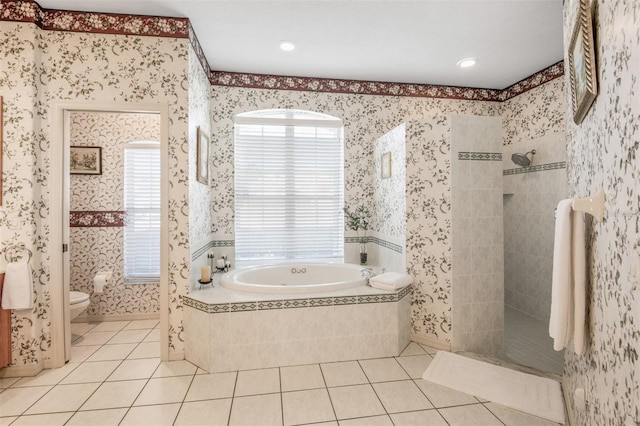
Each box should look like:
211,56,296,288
69,291,90,320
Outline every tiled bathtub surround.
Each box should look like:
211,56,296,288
183,283,411,373
503,137,568,322
450,115,504,356
70,111,161,319
561,0,640,424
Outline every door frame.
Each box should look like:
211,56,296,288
50,101,170,367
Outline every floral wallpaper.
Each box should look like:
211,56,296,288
69,111,161,318
562,0,640,424
0,20,191,367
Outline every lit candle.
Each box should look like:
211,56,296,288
201,265,211,282
216,259,225,269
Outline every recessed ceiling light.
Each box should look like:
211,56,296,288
457,57,477,68
280,41,296,52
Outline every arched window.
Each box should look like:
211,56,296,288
234,109,344,263
123,141,160,282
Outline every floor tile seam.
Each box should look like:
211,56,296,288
479,401,509,426
25,381,102,417
363,373,392,420
169,372,198,426
314,362,339,424
225,368,240,426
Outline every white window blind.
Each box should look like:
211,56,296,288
234,110,344,262
124,142,161,283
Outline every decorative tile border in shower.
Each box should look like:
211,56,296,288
182,284,412,314
458,152,503,161
191,239,235,261
503,161,566,175
70,211,125,227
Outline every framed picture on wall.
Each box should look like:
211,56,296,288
381,151,392,179
197,126,209,185
70,146,102,175
568,0,598,124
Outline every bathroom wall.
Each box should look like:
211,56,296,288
370,124,406,273
0,16,192,369
562,0,640,424
450,115,504,355
188,44,213,285
210,86,501,347
69,111,161,318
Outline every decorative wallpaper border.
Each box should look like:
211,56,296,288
458,152,503,161
182,284,412,314
70,211,126,227
0,2,563,101
503,161,566,175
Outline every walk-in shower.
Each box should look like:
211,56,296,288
511,150,536,166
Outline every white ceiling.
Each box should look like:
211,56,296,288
37,0,564,90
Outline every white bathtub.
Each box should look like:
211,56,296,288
220,262,366,294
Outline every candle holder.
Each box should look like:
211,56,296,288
198,279,213,289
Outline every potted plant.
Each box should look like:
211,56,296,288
344,205,371,264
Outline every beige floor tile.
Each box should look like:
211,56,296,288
123,319,159,330
372,380,433,414
359,358,409,383
327,384,385,420
152,360,198,378
174,399,232,426
80,380,147,410
399,342,428,356
438,404,503,426
234,368,280,396
484,402,561,425
107,358,161,381
9,412,73,426
395,355,432,379
0,377,19,389
69,345,101,363
143,328,161,342
60,360,120,384
90,321,130,332
390,409,448,426
70,322,98,334
120,403,181,426
86,343,137,361
320,361,368,387
0,386,52,417
108,329,152,344
229,394,282,426
414,379,478,408
338,415,393,426
419,345,440,355
282,388,336,426
133,376,192,406
281,364,325,391
127,342,160,359
25,383,100,414
185,372,237,401
13,362,79,387
73,331,118,346
65,408,128,426
0,417,17,426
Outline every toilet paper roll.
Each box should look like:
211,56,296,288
94,276,107,294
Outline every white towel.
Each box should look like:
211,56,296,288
369,272,413,292
549,199,588,354
1,262,33,310
572,210,586,355
549,199,573,351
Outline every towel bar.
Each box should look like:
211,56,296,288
572,189,605,220
3,244,33,263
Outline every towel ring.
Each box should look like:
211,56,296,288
3,244,33,263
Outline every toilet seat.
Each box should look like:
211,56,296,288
70,291,90,305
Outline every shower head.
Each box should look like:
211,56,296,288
511,150,536,167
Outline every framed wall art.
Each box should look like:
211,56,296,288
70,146,102,175
568,0,598,124
197,126,209,185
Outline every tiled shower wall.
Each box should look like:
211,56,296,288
451,115,504,356
503,138,567,321
70,111,161,318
